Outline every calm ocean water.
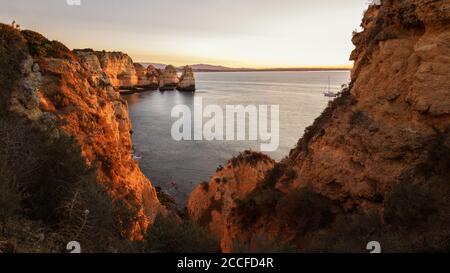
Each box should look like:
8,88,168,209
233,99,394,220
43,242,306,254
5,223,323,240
124,71,350,205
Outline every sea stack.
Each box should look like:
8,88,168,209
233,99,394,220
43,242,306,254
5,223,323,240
159,65,179,91
134,63,159,89
147,64,162,87
177,65,196,92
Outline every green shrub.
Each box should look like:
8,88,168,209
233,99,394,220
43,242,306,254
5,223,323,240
416,127,450,177
55,174,130,252
294,89,357,156
260,162,285,188
281,168,297,185
22,133,132,251
230,150,273,168
0,24,28,116
0,116,133,252
21,30,74,60
310,210,383,253
235,188,282,230
397,1,424,28
24,135,89,221
234,163,301,230
384,181,437,231
0,159,22,233
198,198,223,227
232,234,297,253
111,192,141,240
145,214,219,253
155,187,177,212
276,187,334,236
200,181,209,192
349,110,370,130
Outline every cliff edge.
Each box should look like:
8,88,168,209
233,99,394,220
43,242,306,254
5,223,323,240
0,24,163,244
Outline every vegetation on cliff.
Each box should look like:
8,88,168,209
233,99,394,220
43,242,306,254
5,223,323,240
0,23,212,253
0,117,141,252
0,23,165,252
188,0,450,253
145,213,219,253
0,24,28,116
1,0,449,253
21,30,75,61
203,123,450,253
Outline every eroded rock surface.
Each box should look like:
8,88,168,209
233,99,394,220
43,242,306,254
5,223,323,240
94,51,139,89
134,63,159,89
159,65,179,91
1,25,163,240
177,65,196,92
188,0,450,252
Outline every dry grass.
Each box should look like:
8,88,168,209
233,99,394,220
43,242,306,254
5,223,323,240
21,30,75,60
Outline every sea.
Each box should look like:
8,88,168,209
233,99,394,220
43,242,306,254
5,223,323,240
124,71,350,205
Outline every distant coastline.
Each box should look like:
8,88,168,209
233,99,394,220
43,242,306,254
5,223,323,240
139,62,352,73
191,68,352,73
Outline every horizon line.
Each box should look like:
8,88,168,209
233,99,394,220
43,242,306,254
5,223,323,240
135,62,354,70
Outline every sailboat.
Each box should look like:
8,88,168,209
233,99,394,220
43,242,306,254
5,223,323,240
324,76,337,98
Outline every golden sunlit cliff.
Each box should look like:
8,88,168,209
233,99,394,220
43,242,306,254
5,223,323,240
188,0,450,252
0,24,163,250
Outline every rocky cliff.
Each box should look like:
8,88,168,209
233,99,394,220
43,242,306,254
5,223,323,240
188,0,450,252
0,25,163,242
73,51,195,92
188,151,274,251
159,65,179,91
177,65,196,92
134,63,159,89
287,0,450,210
93,51,139,89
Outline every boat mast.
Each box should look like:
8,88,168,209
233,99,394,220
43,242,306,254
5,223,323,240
328,76,330,92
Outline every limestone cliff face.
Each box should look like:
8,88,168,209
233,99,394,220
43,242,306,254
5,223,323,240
287,0,450,210
177,65,196,92
73,49,106,80
188,0,450,252
159,65,179,90
72,52,195,92
2,26,163,240
74,49,112,88
94,51,139,89
188,151,274,251
134,63,159,89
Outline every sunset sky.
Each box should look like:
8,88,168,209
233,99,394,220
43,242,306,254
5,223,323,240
1,0,369,68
